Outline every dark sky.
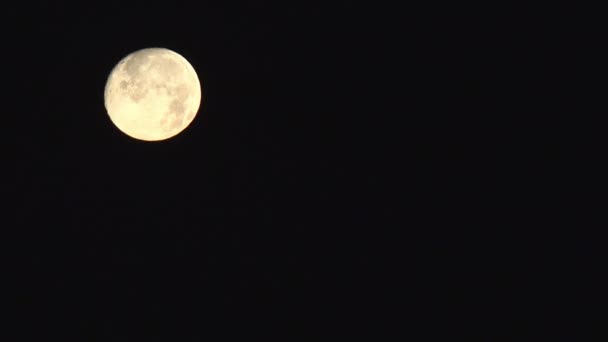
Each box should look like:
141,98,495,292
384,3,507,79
5,1,598,340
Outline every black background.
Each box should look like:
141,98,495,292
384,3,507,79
4,1,602,339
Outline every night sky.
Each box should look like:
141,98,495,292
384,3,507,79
5,1,598,339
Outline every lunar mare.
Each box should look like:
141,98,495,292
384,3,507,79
104,48,202,141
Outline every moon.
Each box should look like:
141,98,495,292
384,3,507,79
104,48,202,141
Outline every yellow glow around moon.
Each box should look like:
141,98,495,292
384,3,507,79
104,48,202,141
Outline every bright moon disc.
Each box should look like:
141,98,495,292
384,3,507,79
104,48,202,141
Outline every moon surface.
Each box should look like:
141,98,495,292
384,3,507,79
104,48,202,141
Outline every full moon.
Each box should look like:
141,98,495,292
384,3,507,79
104,48,202,141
